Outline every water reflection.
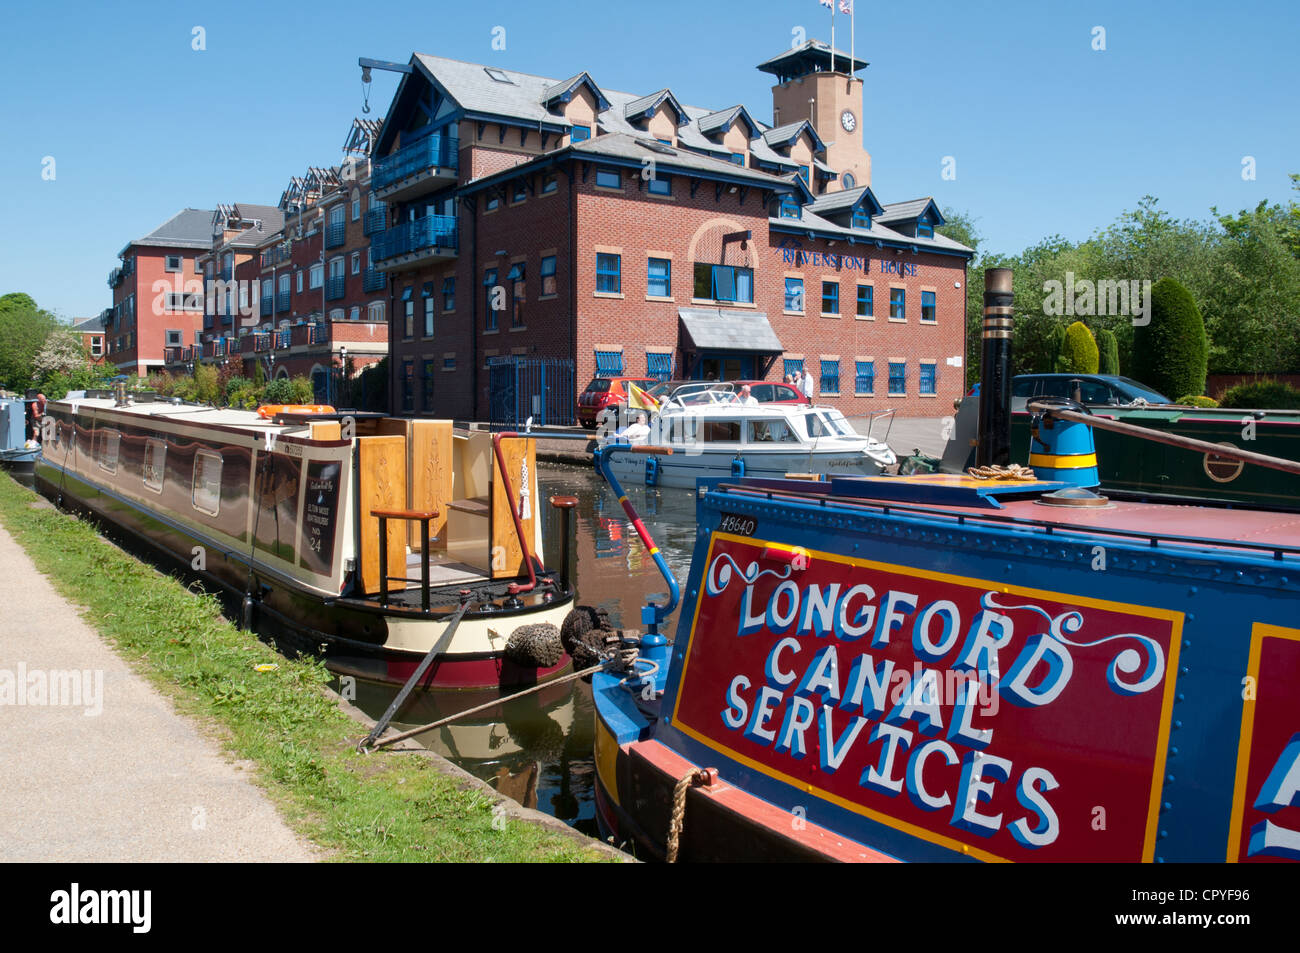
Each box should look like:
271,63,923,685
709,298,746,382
348,462,700,837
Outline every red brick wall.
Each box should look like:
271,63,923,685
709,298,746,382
131,247,206,374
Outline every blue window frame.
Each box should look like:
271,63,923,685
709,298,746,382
694,263,752,303
920,363,936,395
779,195,800,219
571,125,591,141
647,257,671,297
648,173,671,196
921,290,936,323
596,253,621,294
483,268,498,330
890,288,906,320
443,355,456,370
889,361,906,395
917,220,934,238
820,359,840,395
783,358,804,378
857,284,873,317
540,256,557,296
729,152,745,166
855,360,875,394
798,165,810,183
852,209,871,229
784,278,804,312
821,281,839,314
647,352,673,381
442,277,455,311
596,167,621,189
594,350,623,376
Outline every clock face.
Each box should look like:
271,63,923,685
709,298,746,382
840,109,856,132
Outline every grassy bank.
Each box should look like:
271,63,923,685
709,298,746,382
0,474,608,862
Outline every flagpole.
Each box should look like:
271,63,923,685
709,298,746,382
850,2,855,70
831,3,836,73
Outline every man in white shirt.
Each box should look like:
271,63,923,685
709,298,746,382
620,413,651,445
733,384,758,407
800,369,814,401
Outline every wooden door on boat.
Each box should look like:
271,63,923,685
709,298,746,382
357,435,407,595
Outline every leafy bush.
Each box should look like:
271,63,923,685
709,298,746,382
1175,395,1219,408
1045,323,1067,373
1131,278,1207,402
193,364,220,405
1097,328,1120,376
261,377,296,405
1219,378,1300,410
289,375,315,404
1061,321,1100,374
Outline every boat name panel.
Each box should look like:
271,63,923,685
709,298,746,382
671,532,1183,862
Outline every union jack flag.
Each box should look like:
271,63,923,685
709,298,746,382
840,0,854,12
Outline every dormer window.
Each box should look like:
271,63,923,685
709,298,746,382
571,125,591,142
852,209,871,229
917,220,934,238
779,196,800,219
798,166,810,183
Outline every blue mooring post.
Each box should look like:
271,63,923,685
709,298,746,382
731,457,745,478
645,455,659,486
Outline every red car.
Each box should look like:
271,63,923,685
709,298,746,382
730,380,811,405
576,376,658,429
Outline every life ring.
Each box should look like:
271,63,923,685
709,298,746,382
256,404,336,419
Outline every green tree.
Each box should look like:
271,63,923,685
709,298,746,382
1132,278,1208,398
1097,328,1120,375
0,293,58,391
193,364,220,404
1061,321,1100,373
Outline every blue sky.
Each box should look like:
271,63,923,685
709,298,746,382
1,0,1295,321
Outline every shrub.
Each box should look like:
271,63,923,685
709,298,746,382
1045,324,1067,373
193,364,220,405
1175,395,1219,408
1061,321,1100,374
1131,277,1207,401
1097,328,1120,376
289,375,315,404
261,377,296,405
1219,378,1300,410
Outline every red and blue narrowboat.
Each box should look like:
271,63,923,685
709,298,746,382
590,269,1300,862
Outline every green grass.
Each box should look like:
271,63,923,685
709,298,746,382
0,474,610,862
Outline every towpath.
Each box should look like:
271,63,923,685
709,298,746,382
0,522,318,862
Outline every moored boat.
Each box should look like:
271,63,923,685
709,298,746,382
600,387,896,488
34,389,577,691
589,269,1300,862
0,396,40,473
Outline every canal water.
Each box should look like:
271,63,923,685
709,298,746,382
347,462,702,838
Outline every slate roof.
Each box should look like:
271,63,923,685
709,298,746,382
876,197,941,224
678,308,784,353
70,317,104,334
127,209,215,252
806,184,883,217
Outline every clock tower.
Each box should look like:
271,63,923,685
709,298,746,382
758,40,871,193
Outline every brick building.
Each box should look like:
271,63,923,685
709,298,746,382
162,121,389,400
70,317,106,366
102,209,214,376
371,39,973,420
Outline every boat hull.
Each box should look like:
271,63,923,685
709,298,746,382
605,447,884,488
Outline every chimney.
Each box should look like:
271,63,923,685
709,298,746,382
976,268,1014,467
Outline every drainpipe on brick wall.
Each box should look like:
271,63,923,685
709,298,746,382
468,194,479,420
568,166,576,394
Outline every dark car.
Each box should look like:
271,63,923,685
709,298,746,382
1011,374,1171,406
577,376,657,429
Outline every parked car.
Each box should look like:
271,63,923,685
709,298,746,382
597,378,810,430
577,376,658,429
1011,374,1171,407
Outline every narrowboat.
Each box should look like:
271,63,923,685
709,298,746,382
34,389,577,691
599,388,896,488
590,269,1300,862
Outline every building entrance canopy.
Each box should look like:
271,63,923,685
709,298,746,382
677,308,784,355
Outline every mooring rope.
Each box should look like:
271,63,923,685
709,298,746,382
666,770,695,863
967,463,1037,481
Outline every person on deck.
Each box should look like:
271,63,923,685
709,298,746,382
733,384,758,407
620,413,651,445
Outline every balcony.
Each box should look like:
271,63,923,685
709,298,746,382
276,329,292,349
251,332,272,353
362,268,387,292
371,214,458,271
325,276,346,301
276,291,291,313
363,206,387,236
260,296,273,317
108,267,123,289
372,133,458,201
325,220,347,249
99,307,113,328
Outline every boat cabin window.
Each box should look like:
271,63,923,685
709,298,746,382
702,420,741,442
665,416,697,445
823,411,855,436
192,450,223,516
143,439,166,492
747,418,798,443
802,413,831,439
96,429,120,473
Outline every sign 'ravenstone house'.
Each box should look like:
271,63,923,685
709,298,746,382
371,40,972,420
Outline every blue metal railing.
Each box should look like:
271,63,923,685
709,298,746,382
325,276,346,301
362,268,387,292
372,133,457,191
371,214,458,262
325,221,346,248
486,356,575,428
276,290,291,312
260,296,273,317
363,207,386,236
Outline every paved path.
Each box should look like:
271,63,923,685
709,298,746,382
854,416,952,460
0,521,318,862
